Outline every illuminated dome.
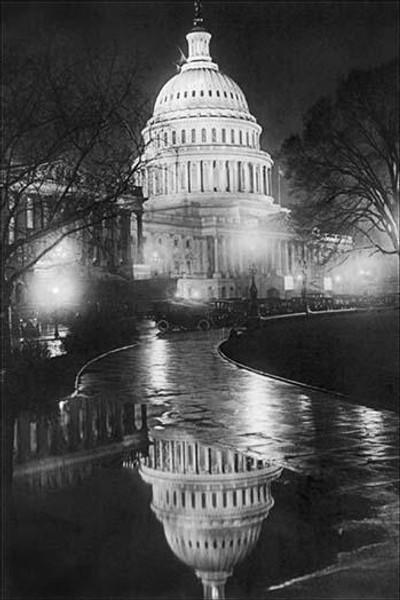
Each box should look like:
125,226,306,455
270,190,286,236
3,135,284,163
152,28,254,124
139,431,282,599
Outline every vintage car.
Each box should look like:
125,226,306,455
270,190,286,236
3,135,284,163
151,299,247,332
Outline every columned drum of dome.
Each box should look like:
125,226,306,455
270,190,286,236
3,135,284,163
135,6,296,299
138,431,282,600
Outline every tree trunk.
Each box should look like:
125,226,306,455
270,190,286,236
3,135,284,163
1,281,15,490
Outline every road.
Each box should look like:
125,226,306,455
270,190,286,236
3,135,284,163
75,321,399,598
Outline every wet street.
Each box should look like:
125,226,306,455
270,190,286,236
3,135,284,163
10,322,399,599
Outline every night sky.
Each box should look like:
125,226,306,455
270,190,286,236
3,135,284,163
5,1,399,153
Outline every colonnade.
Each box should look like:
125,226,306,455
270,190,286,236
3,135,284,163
144,438,267,476
143,160,273,197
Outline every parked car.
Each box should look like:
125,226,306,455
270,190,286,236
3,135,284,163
151,299,246,332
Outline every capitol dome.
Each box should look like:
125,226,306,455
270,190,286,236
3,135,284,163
151,27,254,124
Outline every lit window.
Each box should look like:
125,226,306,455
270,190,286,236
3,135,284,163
26,198,34,229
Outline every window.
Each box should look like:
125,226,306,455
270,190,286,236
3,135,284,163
186,239,191,249
211,128,217,142
239,130,243,144
177,92,180,99
181,129,186,144
246,131,250,146
26,198,34,229
209,90,212,96
164,132,168,146
221,128,226,143
172,130,176,144
231,129,235,144
184,91,188,98
200,89,204,96
191,128,196,143
230,92,234,98
174,239,179,247
216,90,220,97
201,128,206,142
223,91,227,97
192,90,196,97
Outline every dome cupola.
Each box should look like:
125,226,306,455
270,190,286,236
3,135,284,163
151,2,252,123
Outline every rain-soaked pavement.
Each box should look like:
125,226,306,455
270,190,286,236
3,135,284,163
9,322,399,599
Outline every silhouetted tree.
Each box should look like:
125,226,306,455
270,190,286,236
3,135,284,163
280,59,399,256
1,44,150,353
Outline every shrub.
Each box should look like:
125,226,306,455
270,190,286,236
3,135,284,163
5,341,60,417
63,311,138,356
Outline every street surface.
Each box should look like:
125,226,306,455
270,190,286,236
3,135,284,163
75,321,399,598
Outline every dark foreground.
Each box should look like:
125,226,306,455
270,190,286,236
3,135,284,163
221,309,399,413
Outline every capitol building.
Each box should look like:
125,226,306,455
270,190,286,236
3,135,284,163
135,4,308,300
138,430,282,599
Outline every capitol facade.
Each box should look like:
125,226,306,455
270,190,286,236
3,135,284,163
135,6,307,300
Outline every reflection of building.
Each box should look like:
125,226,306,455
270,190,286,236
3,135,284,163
139,431,282,599
135,6,313,300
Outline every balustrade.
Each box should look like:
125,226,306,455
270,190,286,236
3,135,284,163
13,399,149,466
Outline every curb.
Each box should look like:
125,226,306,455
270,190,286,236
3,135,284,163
217,342,349,400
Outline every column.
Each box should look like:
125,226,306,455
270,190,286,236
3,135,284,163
213,236,220,276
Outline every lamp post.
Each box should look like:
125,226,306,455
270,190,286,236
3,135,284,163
298,259,309,314
248,265,259,317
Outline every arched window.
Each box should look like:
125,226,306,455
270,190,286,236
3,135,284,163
225,161,230,191
211,128,217,142
237,161,242,191
249,163,254,192
213,160,218,191
191,128,196,143
200,161,204,192
181,129,186,144
221,128,226,143
187,161,191,193
263,166,267,194
201,128,206,142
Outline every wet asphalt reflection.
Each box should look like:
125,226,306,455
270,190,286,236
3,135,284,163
10,322,399,599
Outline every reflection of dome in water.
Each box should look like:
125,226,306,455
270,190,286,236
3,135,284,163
139,430,282,599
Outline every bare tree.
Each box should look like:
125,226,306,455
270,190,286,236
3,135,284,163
1,44,151,349
280,59,399,257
